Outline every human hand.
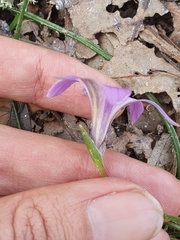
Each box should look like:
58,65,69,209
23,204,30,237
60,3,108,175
0,35,179,240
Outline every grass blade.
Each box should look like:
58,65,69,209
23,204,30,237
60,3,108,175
6,7,112,60
9,13,19,31
11,101,21,129
164,214,180,225
14,0,29,39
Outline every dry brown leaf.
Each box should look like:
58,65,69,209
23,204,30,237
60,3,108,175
102,40,179,76
99,40,180,112
119,71,180,112
106,125,153,158
165,2,180,45
50,0,79,10
0,99,11,125
42,121,64,135
147,133,177,175
68,0,167,45
139,25,180,64
21,20,39,36
112,130,153,158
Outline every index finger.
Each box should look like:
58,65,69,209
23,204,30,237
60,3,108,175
0,36,118,118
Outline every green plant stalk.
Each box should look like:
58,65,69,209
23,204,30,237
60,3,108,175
9,13,19,31
164,222,180,232
169,232,180,238
170,236,180,239
6,7,112,61
11,101,21,129
79,124,107,177
14,0,29,39
146,93,180,179
164,214,180,225
10,0,30,129
164,214,180,236
171,233,180,237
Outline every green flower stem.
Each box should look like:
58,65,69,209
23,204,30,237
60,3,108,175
11,101,21,129
14,0,29,39
164,214,180,236
9,0,30,129
165,222,180,232
79,124,107,177
164,214,180,225
6,7,112,61
9,13,19,31
146,93,180,179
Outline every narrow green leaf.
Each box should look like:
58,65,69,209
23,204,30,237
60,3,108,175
6,7,112,61
10,0,30,129
164,222,180,232
11,101,21,129
79,124,106,177
14,0,29,39
169,232,180,238
164,214,180,225
9,13,19,31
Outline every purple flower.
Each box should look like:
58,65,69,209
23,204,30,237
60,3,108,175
47,75,179,153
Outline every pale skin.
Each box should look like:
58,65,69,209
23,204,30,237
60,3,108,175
0,35,179,239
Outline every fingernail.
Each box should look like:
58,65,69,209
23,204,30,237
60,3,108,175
88,189,163,240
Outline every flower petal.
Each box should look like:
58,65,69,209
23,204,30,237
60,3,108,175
47,75,105,150
129,101,144,124
116,97,179,126
91,86,132,151
47,75,79,97
141,99,180,127
103,85,132,104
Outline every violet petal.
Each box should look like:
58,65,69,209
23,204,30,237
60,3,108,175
141,99,180,127
103,85,132,104
91,85,132,150
129,101,144,124
47,75,80,97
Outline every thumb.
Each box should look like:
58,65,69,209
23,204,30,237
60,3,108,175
0,178,164,240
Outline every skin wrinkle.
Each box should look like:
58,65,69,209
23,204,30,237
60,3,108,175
33,53,46,104
40,192,70,240
26,217,35,240
52,190,74,240
51,191,90,240
0,198,19,239
31,202,49,240
50,196,64,239
11,195,23,239
11,204,17,240
20,199,48,240
43,192,65,239
9,194,27,240
12,193,55,239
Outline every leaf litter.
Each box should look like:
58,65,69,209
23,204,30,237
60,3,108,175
0,0,180,174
